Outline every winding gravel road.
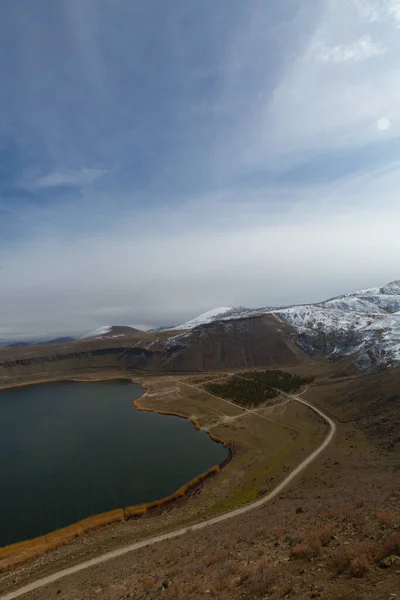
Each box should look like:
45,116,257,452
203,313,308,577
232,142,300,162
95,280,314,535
1,391,335,600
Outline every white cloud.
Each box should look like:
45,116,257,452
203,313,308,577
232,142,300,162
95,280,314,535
388,0,400,22
353,0,400,25
32,168,105,188
2,160,400,339
249,0,400,167
313,35,385,63
353,0,383,22
200,0,400,181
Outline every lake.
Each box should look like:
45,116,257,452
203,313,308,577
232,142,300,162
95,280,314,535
0,379,228,547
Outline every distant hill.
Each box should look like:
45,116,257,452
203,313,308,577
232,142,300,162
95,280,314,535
82,325,142,340
6,336,75,348
2,279,400,373
41,337,76,345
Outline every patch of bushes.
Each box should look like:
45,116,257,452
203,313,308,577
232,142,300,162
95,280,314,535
205,370,313,408
241,370,313,393
205,376,277,407
375,531,400,562
331,541,375,577
290,543,315,560
376,508,396,527
237,557,278,597
290,525,336,560
331,533,400,578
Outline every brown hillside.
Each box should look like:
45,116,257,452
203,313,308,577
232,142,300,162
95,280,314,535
305,363,400,452
0,315,313,385
87,325,143,338
156,315,312,372
0,333,154,387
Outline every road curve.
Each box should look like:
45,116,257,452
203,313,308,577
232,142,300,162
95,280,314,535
1,391,336,600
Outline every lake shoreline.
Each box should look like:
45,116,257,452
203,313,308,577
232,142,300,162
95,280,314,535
0,373,133,392
0,373,232,572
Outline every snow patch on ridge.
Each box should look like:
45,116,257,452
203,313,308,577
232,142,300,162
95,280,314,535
170,307,234,330
82,326,112,339
270,282,400,369
165,280,400,370
83,280,400,371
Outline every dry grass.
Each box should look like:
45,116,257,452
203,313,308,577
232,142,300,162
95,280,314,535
164,581,189,599
0,465,221,573
134,398,190,420
332,541,375,577
238,557,278,598
0,509,125,572
376,508,396,527
307,524,336,548
332,532,400,578
290,524,336,559
290,543,315,560
134,398,229,445
375,531,400,561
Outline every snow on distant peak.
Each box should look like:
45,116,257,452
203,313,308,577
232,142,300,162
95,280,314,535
381,280,400,295
82,325,143,340
82,326,112,339
171,307,233,330
81,279,400,371
343,286,381,298
164,279,400,370
319,297,385,314
270,281,400,369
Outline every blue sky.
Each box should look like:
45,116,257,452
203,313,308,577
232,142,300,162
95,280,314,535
1,0,400,339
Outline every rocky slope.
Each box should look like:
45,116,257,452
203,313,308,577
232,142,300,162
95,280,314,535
142,315,310,372
167,280,400,371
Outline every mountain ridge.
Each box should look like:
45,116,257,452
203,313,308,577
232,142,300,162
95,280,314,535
82,325,143,340
161,280,400,370
75,280,400,372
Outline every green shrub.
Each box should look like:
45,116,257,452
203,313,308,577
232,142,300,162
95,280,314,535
205,370,313,408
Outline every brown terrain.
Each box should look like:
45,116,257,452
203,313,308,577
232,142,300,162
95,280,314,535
0,315,308,386
0,318,399,600
148,316,311,372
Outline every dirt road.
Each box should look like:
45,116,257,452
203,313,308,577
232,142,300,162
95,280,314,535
0,391,335,600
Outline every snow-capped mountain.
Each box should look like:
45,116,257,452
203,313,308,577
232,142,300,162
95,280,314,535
168,280,400,370
164,306,275,331
169,307,234,330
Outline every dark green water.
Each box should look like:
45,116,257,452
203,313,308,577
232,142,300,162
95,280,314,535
0,380,227,547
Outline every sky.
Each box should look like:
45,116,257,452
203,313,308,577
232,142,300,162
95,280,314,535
1,0,400,339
